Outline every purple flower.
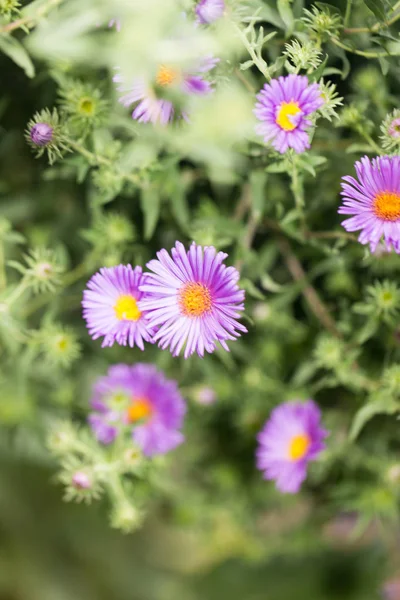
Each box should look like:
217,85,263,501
138,241,247,358
254,74,323,154
89,363,186,456
113,57,218,125
256,400,328,494
339,155,400,253
30,122,53,146
196,0,225,24
82,265,155,349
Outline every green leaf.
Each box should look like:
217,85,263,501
0,35,35,78
364,0,386,22
277,0,294,32
140,186,161,240
349,396,400,441
240,278,265,300
309,54,329,82
249,170,267,218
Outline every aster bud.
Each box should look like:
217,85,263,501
29,122,53,146
72,471,91,489
380,110,400,152
111,501,143,533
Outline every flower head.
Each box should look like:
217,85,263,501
89,363,186,456
195,0,225,24
82,265,155,349
30,122,53,146
256,400,328,494
254,74,324,153
339,155,400,253
138,241,247,358
113,56,218,125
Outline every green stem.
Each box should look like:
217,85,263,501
65,138,141,188
0,242,6,291
290,156,306,234
233,23,271,81
0,0,64,33
344,2,400,33
359,130,383,155
344,0,353,28
330,36,400,58
5,278,30,307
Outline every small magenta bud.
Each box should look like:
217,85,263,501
389,118,400,139
30,122,53,146
72,471,91,489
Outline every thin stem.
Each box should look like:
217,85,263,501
234,68,256,93
66,138,141,188
359,131,383,155
233,23,271,80
0,242,6,291
5,278,30,307
0,0,64,33
290,156,306,235
330,36,400,58
344,0,353,28
344,2,400,33
278,237,342,338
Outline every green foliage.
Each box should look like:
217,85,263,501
1,0,400,596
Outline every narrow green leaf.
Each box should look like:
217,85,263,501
140,186,161,241
277,0,294,32
349,396,400,441
249,170,267,218
364,0,386,22
0,35,35,78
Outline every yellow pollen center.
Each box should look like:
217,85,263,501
114,295,141,321
373,191,400,221
156,65,179,87
179,282,212,317
289,434,310,461
276,101,301,131
127,397,153,423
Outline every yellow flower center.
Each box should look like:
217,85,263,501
127,397,153,423
289,433,310,461
276,101,301,131
156,65,180,87
179,282,213,317
114,295,141,321
373,191,400,221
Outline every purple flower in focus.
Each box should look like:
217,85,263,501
196,0,225,24
113,56,218,125
256,400,328,494
254,74,323,154
82,265,155,349
89,363,186,456
339,155,400,253
30,123,53,146
138,241,247,358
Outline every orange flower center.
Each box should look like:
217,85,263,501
276,101,301,131
114,295,141,321
179,282,212,317
127,397,153,423
156,65,180,87
373,191,400,221
289,434,310,461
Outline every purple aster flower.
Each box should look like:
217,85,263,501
196,0,225,24
256,400,328,494
30,122,53,146
339,155,400,253
82,265,155,349
254,74,324,154
138,241,247,358
113,56,218,125
89,363,186,456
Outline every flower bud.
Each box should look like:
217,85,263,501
72,471,91,489
29,122,53,146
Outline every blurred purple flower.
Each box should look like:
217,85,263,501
196,0,225,24
256,400,328,494
89,363,186,456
